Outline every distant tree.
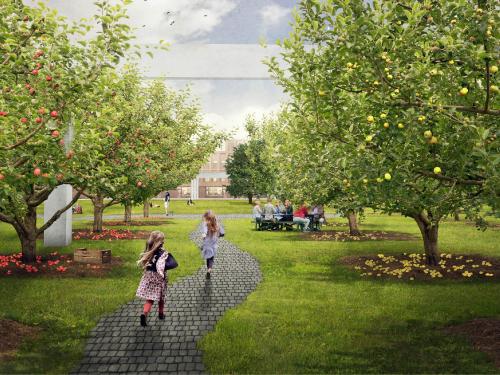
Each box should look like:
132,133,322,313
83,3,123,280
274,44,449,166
226,116,276,203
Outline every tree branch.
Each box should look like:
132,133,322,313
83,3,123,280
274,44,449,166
37,189,83,234
417,170,484,186
2,122,46,150
394,101,499,116
0,212,16,225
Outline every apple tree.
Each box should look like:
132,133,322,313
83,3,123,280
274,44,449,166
267,0,499,264
0,0,136,262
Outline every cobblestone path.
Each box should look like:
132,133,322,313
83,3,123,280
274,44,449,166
73,224,261,374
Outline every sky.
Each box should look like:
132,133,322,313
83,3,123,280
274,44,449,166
25,0,298,138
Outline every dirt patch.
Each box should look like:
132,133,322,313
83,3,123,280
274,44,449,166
0,319,41,361
303,230,417,242
0,252,123,277
444,318,500,368
73,229,150,240
340,253,499,281
104,220,171,227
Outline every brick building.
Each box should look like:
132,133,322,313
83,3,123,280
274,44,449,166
166,139,241,199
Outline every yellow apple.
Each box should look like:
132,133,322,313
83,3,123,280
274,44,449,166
489,65,497,73
380,113,387,119
363,179,368,184
459,87,468,96
424,130,432,138
346,62,353,68
398,123,404,129
376,177,383,183
318,90,326,96
429,136,438,144
365,135,373,142
342,179,348,185
490,85,499,93
387,74,393,80
418,115,426,122
383,122,390,128
433,167,442,174
367,115,374,123
384,173,392,181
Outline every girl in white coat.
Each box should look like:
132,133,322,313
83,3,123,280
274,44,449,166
201,211,225,279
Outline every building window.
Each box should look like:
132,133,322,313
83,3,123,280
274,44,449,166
206,186,224,197
178,186,191,198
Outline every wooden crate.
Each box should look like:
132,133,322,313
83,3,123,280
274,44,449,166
74,248,111,264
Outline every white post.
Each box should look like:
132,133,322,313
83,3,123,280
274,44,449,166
44,119,74,247
44,184,73,247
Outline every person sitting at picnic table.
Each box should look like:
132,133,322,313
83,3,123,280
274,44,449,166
274,200,285,221
252,201,263,223
283,199,293,221
293,202,310,231
263,198,275,221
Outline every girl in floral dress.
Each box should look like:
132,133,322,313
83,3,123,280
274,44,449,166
136,231,169,327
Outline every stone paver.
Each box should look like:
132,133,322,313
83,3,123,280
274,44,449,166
72,223,261,374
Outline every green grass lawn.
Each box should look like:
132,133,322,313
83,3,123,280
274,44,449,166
0,219,202,374
199,215,500,374
1,212,499,373
69,198,252,217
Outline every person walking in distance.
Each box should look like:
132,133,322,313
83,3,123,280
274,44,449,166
136,231,169,327
164,191,171,216
201,211,225,279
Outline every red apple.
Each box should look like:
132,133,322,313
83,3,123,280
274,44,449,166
35,117,43,124
106,130,113,137
20,117,28,123
38,107,46,115
137,181,143,187
32,69,39,75
36,63,42,69
56,173,64,182
46,75,52,81
50,111,58,118
23,15,29,22
66,150,75,159
0,111,7,117
51,130,60,138
0,173,5,180
25,83,31,89
42,173,49,178
33,168,41,176
59,139,65,146
29,88,36,96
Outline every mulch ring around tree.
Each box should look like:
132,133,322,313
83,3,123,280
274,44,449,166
0,319,41,361
103,220,171,227
340,253,499,281
73,228,150,240
302,230,417,242
443,318,500,369
0,251,123,277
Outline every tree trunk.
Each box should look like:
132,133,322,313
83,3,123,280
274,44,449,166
414,214,440,266
124,203,132,224
346,210,361,236
248,194,253,204
454,210,460,221
92,195,105,233
16,207,38,263
143,200,150,218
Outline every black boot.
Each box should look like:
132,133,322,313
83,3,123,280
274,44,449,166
140,314,147,327
159,313,165,320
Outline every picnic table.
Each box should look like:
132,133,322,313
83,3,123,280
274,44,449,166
253,214,322,232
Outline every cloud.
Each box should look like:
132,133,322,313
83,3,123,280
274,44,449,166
24,0,237,44
260,3,291,26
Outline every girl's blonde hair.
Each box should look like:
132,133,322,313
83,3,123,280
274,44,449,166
137,230,165,268
203,210,219,237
